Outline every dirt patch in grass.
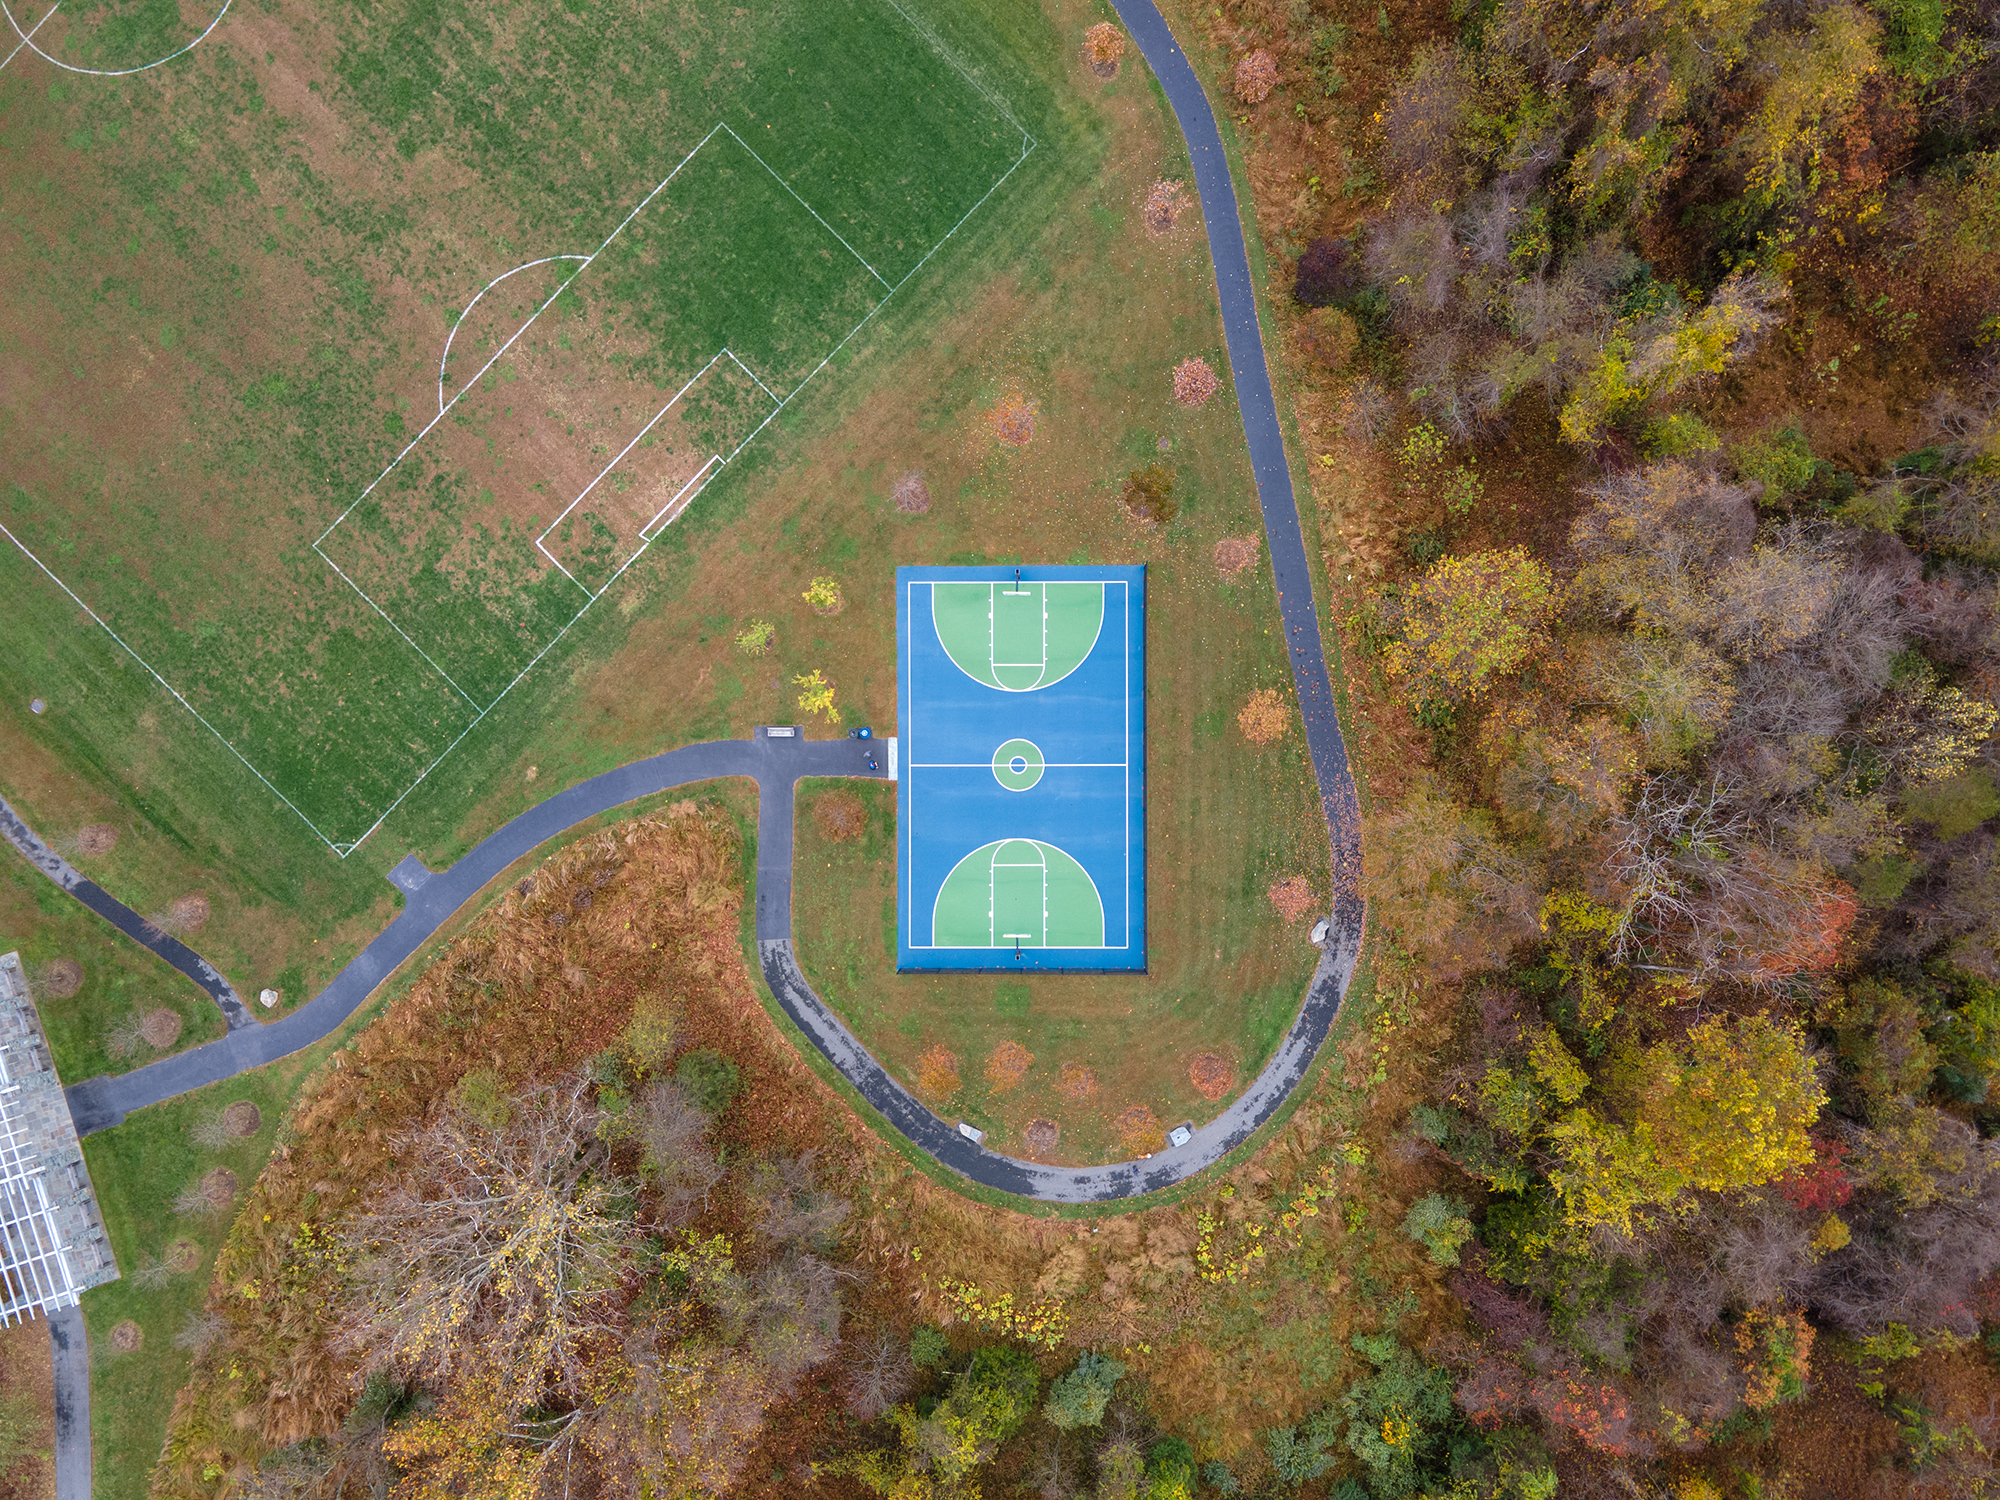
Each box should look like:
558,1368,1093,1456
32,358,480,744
1022,1117,1060,1157
1187,1051,1235,1100
222,1101,263,1139
138,1009,184,1050
810,791,868,843
1058,1062,1099,1101
143,894,210,936
984,1041,1033,1091
165,1241,201,1275
109,1320,143,1354
34,958,82,1000
199,1168,238,1210
74,824,119,856
1213,535,1260,579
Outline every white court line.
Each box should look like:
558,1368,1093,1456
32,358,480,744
720,124,893,290
435,254,589,416
0,0,231,77
19,1,1038,855
0,520,342,854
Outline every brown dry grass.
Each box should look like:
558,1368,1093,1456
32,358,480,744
891,470,931,514
1113,1104,1165,1155
811,791,868,843
987,391,1038,447
1237,688,1293,745
139,1008,184,1049
1022,1117,1060,1157
223,1101,263,1138
915,1045,962,1101
1057,1062,1099,1100
1213,536,1260,580
984,1041,1033,1091
1267,876,1318,924
1172,357,1220,408
0,1318,53,1500
1186,1052,1234,1101
1082,21,1125,78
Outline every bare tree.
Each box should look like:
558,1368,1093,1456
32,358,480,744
841,1330,914,1421
173,1309,226,1354
335,1079,643,1410
634,1077,725,1223
747,1153,850,1247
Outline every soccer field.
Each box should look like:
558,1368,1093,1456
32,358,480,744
898,566,1146,972
0,0,1029,853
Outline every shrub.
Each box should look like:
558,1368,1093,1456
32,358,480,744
734,618,775,656
793,669,837,722
674,1049,741,1112
801,576,843,614
1640,412,1721,458
1295,235,1362,306
1045,1351,1127,1430
1340,1335,1456,1497
454,1066,514,1128
1234,48,1279,102
1402,1193,1475,1265
1121,463,1178,526
1297,305,1359,369
1266,1410,1341,1483
1732,424,1817,498
909,1324,948,1367
1082,22,1126,76
1172,357,1220,407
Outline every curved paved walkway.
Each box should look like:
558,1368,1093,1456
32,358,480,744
30,0,1363,1202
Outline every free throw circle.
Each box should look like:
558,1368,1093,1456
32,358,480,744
991,738,1045,791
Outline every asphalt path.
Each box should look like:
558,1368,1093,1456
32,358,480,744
0,796,255,1030
49,1305,89,1500
27,0,1363,1204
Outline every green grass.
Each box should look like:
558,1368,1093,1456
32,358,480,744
0,0,1040,846
0,852,225,1078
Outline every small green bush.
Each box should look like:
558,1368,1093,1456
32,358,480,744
1639,412,1721,459
674,1049,741,1113
1849,852,1923,907
909,1324,948,1367
1402,1193,1475,1266
1733,424,1817,499
735,618,776,656
1045,1351,1127,1431
1266,1409,1340,1483
1900,768,2000,840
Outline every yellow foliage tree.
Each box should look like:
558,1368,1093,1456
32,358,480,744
1384,547,1558,701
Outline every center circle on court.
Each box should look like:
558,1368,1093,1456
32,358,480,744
991,738,1045,791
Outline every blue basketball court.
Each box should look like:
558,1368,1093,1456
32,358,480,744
896,564,1146,972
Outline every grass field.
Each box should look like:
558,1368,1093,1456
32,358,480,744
0,0,1026,852
0,854,224,1078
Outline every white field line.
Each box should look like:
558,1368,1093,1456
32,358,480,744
876,0,1031,145
311,122,728,551
534,349,735,551
640,456,723,541
0,1,57,74
720,124,891,290
16,17,1033,856
0,0,231,77
435,254,589,416
531,536,594,600
722,348,780,404
310,551,481,707
0,520,342,854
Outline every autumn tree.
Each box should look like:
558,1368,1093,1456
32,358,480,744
1384,547,1559,701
